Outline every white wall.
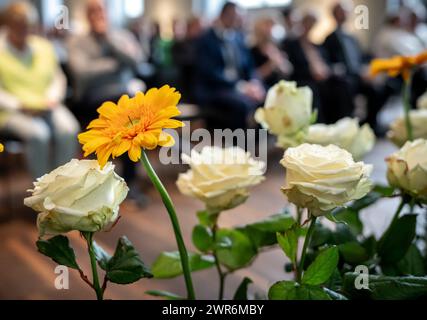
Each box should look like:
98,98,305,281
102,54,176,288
145,0,193,37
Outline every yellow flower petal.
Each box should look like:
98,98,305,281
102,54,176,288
79,86,182,167
158,132,175,147
128,143,142,162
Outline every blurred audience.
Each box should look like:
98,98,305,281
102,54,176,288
282,9,331,122
67,0,144,119
194,2,265,130
172,16,205,102
250,17,292,88
281,6,298,39
0,2,79,178
67,0,147,206
323,1,387,132
1,0,427,187
373,11,424,58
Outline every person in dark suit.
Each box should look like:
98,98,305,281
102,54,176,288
282,10,331,123
194,2,265,130
322,1,387,131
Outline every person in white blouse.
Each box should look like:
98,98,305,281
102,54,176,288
0,2,80,179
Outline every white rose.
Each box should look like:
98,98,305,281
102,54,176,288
417,90,427,109
176,146,265,213
386,139,427,202
306,118,375,160
281,144,373,215
387,109,427,147
24,159,129,236
255,81,314,148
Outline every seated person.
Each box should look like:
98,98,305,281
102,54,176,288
251,17,292,89
67,0,147,206
282,10,331,122
322,1,388,132
0,2,79,179
172,16,204,103
67,0,144,120
194,2,265,130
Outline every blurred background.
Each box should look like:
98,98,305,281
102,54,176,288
0,0,426,299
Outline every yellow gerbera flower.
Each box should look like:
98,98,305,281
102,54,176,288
370,51,427,81
0,143,3,152
78,85,184,168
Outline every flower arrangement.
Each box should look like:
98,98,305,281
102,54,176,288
23,69,427,299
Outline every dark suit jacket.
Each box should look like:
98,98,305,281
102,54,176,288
194,28,256,103
282,38,328,84
322,29,364,76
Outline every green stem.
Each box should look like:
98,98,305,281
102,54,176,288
294,206,303,279
390,198,405,227
212,223,226,300
297,216,317,283
403,73,414,141
84,232,103,300
140,150,195,300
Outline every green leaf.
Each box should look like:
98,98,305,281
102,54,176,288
268,281,331,300
106,236,152,284
302,246,339,286
197,211,218,228
334,208,363,235
373,184,395,197
247,213,296,232
277,224,299,264
378,214,417,264
331,224,357,245
233,277,253,300
238,213,296,248
145,290,184,300
361,236,377,258
397,244,426,276
152,251,215,278
325,268,343,291
311,224,332,248
93,241,111,271
216,229,257,270
339,242,370,265
343,273,427,300
192,225,213,252
36,235,79,269
350,191,383,211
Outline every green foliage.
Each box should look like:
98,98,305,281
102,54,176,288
105,236,152,284
268,281,331,300
216,229,257,270
302,246,339,286
397,244,426,276
339,242,370,265
378,214,417,265
36,235,79,269
233,277,253,300
238,212,296,248
152,251,215,278
343,273,427,300
192,225,214,252
277,224,300,264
